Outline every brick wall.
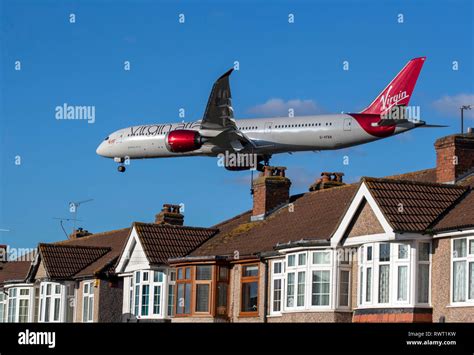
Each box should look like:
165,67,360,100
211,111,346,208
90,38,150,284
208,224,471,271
435,134,474,183
252,167,291,218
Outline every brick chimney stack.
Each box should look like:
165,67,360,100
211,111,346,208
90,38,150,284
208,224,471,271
309,172,345,191
69,228,92,240
155,204,184,226
435,133,474,184
252,166,291,220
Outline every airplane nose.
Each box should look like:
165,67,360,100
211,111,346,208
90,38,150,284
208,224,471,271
96,142,106,156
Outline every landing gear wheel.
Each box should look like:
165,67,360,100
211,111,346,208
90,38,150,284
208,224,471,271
118,165,126,173
263,155,272,166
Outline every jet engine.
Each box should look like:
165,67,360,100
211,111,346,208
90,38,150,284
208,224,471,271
165,130,203,153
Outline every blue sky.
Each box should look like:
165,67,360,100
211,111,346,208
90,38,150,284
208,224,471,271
1,0,473,249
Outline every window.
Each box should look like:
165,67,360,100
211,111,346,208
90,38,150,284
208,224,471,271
7,288,17,322
0,292,6,322
452,237,474,304
417,242,430,304
82,281,94,322
195,266,212,313
312,270,330,306
241,264,259,315
132,269,167,318
339,270,350,307
167,270,176,317
271,261,284,314
39,282,63,323
216,266,229,316
359,242,430,307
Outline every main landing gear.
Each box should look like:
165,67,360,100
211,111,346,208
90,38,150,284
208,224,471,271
114,157,126,173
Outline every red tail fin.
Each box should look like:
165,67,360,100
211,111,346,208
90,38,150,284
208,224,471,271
361,57,426,115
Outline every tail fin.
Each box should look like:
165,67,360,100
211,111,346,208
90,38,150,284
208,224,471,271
361,57,426,115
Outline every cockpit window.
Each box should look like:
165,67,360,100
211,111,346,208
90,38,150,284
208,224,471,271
104,136,109,141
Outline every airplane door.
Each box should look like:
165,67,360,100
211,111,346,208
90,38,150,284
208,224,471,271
264,122,273,133
343,118,352,131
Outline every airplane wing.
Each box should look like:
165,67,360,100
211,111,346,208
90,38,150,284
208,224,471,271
199,69,255,152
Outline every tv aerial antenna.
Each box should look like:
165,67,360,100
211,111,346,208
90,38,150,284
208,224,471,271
68,199,94,235
52,217,83,239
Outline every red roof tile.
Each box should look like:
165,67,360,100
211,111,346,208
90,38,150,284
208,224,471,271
134,223,218,265
364,178,468,232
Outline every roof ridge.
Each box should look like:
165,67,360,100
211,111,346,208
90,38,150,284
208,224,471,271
134,221,218,231
54,227,130,245
211,210,252,229
362,176,469,190
40,243,111,252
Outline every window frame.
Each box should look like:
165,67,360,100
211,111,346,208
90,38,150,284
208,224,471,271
451,236,474,306
82,281,94,323
239,263,259,317
39,282,65,323
132,269,167,319
270,260,284,315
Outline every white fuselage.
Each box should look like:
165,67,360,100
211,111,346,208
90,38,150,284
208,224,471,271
96,114,415,159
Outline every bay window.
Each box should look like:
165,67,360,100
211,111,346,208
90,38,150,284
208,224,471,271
39,282,65,323
82,281,94,322
132,270,167,319
358,241,431,308
174,264,229,318
451,237,474,304
271,249,349,313
4,286,36,323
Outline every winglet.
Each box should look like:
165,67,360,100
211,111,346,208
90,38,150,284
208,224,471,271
217,68,234,80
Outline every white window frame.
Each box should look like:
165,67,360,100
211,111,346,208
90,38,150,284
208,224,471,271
450,236,474,306
82,281,94,323
0,291,7,322
39,282,66,323
4,286,34,323
285,252,308,311
270,260,284,315
309,251,332,309
132,269,168,319
358,241,431,309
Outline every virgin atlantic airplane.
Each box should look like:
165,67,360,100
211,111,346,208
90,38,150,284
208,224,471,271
97,57,442,172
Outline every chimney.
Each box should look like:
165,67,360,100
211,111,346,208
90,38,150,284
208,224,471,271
252,166,291,220
68,227,92,240
0,245,7,262
309,172,345,191
435,133,474,184
155,204,184,226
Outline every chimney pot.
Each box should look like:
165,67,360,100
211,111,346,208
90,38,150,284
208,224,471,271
309,172,345,191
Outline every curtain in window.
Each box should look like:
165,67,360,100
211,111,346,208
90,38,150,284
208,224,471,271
286,273,295,307
453,261,466,302
469,262,474,300
297,272,305,307
397,266,408,301
195,284,209,312
378,265,390,303
417,264,429,303
365,268,372,302
273,279,281,312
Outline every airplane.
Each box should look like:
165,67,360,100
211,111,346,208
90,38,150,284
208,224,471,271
96,57,444,172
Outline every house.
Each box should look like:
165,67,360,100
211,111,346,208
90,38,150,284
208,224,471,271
0,228,130,323
168,132,474,323
115,204,218,322
0,246,35,323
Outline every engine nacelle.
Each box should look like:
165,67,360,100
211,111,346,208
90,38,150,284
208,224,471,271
165,130,203,153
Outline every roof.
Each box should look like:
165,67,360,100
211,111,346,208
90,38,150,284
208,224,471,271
190,184,358,258
32,227,131,280
0,261,31,284
38,244,111,280
58,228,130,278
363,178,468,233
384,168,437,183
133,222,218,265
432,190,474,232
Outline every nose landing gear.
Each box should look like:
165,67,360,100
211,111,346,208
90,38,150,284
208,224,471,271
118,165,126,173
